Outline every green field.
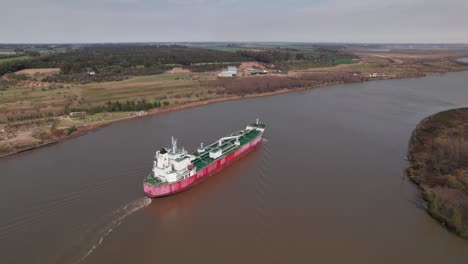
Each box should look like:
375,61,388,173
34,47,68,53
304,53,320,58
276,45,313,50
0,56,30,64
201,46,246,52
245,44,316,50
80,73,217,105
333,58,353,64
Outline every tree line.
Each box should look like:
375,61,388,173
0,46,250,75
69,99,170,114
0,44,357,83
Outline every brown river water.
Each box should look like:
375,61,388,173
1,72,468,264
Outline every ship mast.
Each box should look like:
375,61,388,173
198,142,205,153
171,136,177,153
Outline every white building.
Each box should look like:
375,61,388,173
369,73,387,78
218,66,237,78
69,111,87,117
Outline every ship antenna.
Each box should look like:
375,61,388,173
256,118,259,125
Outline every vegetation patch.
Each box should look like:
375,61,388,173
407,108,468,238
333,58,353,64
0,56,30,64
200,46,247,52
64,125,77,136
69,99,167,114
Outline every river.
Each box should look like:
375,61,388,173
1,72,468,263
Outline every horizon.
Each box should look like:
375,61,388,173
1,41,468,45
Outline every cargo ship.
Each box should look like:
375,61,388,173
143,120,266,197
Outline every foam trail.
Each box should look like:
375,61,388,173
73,197,152,264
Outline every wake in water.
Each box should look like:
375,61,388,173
61,197,152,264
0,166,149,242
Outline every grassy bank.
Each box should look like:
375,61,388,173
407,108,468,238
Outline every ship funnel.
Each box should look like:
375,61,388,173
256,118,259,125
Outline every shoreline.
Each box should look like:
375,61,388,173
1,69,468,160
407,108,468,238
0,87,304,159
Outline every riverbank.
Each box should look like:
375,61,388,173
0,87,299,159
2,51,468,159
407,108,468,238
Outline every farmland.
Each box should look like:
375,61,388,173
0,56,30,64
333,58,353,64
200,46,247,52
0,49,16,55
15,68,60,75
79,72,218,106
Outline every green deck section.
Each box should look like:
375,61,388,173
191,128,261,171
144,122,265,187
144,172,164,186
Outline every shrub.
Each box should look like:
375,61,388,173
65,125,77,136
447,176,464,190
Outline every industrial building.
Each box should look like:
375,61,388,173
218,66,237,78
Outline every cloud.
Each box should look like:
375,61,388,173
291,0,468,42
1,0,467,43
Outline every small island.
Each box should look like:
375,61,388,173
408,108,468,237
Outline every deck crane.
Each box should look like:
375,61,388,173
218,135,241,146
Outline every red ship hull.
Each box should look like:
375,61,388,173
144,135,262,198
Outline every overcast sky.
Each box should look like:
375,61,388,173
2,0,468,43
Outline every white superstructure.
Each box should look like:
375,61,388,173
152,137,197,183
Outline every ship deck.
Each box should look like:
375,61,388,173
144,127,262,187
191,128,261,171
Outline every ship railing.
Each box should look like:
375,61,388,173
175,170,189,180
221,143,238,153
190,129,256,165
